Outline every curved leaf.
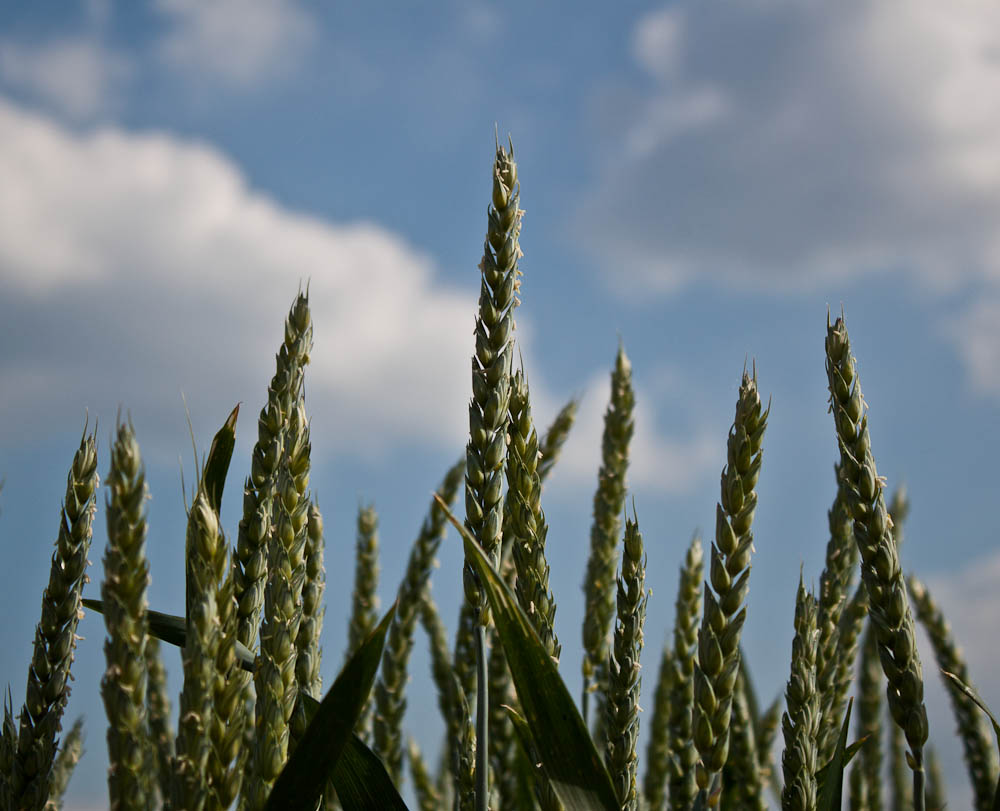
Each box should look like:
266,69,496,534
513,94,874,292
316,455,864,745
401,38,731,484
265,602,398,811
437,494,618,811
202,403,239,515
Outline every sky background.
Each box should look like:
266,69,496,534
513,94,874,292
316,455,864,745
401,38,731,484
1,1,999,808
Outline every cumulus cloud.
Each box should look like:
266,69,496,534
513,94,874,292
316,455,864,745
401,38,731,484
579,1,1000,293
154,0,315,84
0,98,472,459
0,36,130,119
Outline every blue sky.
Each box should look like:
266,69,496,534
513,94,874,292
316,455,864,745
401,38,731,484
2,1,1000,808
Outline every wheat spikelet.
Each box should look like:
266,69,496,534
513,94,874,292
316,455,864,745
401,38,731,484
46,715,84,811
825,314,928,803
100,420,152,810
144,637,173,805
781,578,820,811
605,515,647,811
693,367,768,794
908,576,998,811
582,342,635,732
12,429,98,811
668,533,703,810
373,460,463,783
537,396,578,485
295,499,325,703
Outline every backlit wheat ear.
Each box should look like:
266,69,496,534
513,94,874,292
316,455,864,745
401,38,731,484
693,366,768,795
47,715,84,810
172,490,224,811
887,486,913,811
537,396,579,485
815,463,856,763
605,514,647,811
825,314,928,806
12,428,98,811
347,502,380,745
582,342,635,732
407,737,442,811
144,637,173,805
643,644,674,810
296,499,326,700
908,576,998,811
781,578,820,811
247,402,310,807
373,460,464,784
100,419,152,810
668,533,704,810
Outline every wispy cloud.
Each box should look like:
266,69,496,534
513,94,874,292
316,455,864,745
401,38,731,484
154,0,315,85
0,36,130,119
579,1,1000,294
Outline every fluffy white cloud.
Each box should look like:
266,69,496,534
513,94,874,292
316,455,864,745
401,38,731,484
580,1,1000,293
154,0,315,84
0,37,130,119
0,98,472,459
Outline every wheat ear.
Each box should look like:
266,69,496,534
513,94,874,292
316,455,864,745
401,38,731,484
605,514,647,811
693,367,768,794
537,396,579,484
100,419,152,810
781,577,820,811
856,624,884,811
407,737,442,811
815,464,856,763
643,644,673,810
172,490,225,811
908,576,998,811
924,745,946,811
582,342,635,731
373,460,464,783
668,533,704,810
12,428,98,811
721,669,767,810
295,499,326,702
144,636,173,805
47,715,84,810
825,313,928,806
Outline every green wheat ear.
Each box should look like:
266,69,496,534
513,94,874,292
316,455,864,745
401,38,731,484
693,365,768,796
781,577,820,811
373,459,463,784
47,715,85,810
605,513,647,811
144,637,173,805
11,427,98,811
100,419,152,811
582,342,635,732
825,313,928,804
908,575,998,811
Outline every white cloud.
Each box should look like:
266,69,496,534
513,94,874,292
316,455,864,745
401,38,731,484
580,1,1000,293
0,97,472,459
154,0,315,84
944,295,1000,394
0,37,130,119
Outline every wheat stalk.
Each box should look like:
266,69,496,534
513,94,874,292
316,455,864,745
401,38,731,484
373,460,464,783
605,514,647,811
693,366,768,795
100,419,152,810
825,313,928,807
11,428,98,811
781,578,820,811
668,533,704,810
582,342,635,732
908,575,998,811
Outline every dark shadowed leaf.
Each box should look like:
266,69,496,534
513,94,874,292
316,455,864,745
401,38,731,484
202,403,239,515
265,603,397,811
436,494,618,811
817,698,854,811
